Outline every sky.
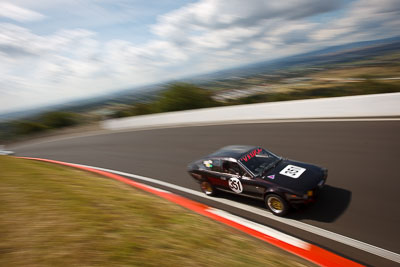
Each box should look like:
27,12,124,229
0,0,399,114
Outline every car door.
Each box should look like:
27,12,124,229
220,160,263,198
240,173,266,199
199,159,229,189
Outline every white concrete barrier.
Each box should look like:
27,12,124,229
102,93,400,130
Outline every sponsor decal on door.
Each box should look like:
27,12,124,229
228,177,243,193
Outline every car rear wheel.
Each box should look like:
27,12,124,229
200,180,217,196
265,194,289,216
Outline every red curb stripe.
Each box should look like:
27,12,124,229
17,157,364,267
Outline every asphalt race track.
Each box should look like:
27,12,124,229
12,120,400,266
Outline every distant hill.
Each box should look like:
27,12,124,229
1,36,399,121
185,36,400,82
0,85,164,121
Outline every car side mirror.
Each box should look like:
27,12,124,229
241,175,251,180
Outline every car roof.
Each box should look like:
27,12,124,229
207,145,260,160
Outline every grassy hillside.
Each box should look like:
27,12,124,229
0,157,313,266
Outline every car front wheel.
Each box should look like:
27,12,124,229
265,194,289,216
200,180,217,196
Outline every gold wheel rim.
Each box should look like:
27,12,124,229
267,196,284,213
201,182,212,194
270,199,282,210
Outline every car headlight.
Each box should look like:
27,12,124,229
302,190,313,199
285,193,303,199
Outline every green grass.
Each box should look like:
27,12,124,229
0,157,313,267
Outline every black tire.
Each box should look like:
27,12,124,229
265,194,289,216
200,180,217,196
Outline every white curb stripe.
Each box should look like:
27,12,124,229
207,208,310,250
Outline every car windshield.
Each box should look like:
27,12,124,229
238,148,281,177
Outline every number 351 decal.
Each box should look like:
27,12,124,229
228,177,243,193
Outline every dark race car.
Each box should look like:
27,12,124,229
187,145,327,216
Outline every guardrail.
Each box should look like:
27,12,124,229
102,93,400,130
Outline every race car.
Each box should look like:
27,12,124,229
187,145,327,216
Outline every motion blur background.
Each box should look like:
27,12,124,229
1,1,400,266
0,0,399,142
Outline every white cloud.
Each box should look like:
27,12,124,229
189,26,262,49
311,0,400,42
148,0,345,62
0,2,44,22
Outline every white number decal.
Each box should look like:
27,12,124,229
228,177,243,193
279,165,306,178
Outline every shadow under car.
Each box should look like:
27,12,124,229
212,184,351,223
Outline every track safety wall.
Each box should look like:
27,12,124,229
102,93,400,131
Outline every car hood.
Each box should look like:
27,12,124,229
263,159,325,194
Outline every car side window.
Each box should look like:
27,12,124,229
242,171,251,178
210,159,222,172
221,161,243,176
200,159,222,172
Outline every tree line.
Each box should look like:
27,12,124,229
111,82,219,118
0,83,218,142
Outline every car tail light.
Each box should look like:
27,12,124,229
191,173,202,180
